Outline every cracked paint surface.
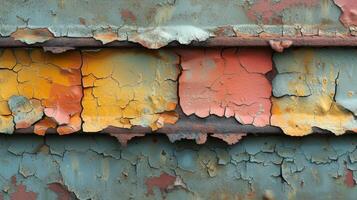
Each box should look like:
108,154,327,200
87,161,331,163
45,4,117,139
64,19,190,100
178,48,272,127
272,48,357,136
81,49,179,132
0,0,347,48
0,135,356,199
0,49,82,135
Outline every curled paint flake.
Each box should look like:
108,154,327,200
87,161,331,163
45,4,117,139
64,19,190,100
10,28,54,44
81,49,179,132
211,133,246,145
178,48,272,127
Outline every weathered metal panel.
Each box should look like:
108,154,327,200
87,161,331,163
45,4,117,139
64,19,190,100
0,134,356,199
0,0,356,49
1,47,357,144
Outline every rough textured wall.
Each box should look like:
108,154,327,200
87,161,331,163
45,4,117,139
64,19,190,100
0,135,356,200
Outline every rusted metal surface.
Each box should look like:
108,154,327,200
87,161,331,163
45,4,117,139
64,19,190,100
0,0,356,49
0,134,356,199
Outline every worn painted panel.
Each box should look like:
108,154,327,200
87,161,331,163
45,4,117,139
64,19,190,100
0,49,82,135
272,48,357,136
178,48,272,127
81,49,179,132
0,0,350,48
0,135,356,199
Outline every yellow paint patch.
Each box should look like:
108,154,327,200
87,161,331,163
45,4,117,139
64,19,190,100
81,49,179,132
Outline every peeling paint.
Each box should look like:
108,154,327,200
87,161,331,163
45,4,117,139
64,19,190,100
272,48,357,136
10,28,54,44
178,48,272,127
81,49,179,132
0,135,354,199
334,0,357,27
0,49,82,135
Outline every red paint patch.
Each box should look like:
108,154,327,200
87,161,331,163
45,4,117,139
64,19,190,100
334,0,357,27
345,168,355,188
246,0,318,24
120,9,137,22
10,176,37,200
48,183,73,200
145,173,176,196
178,48,272,127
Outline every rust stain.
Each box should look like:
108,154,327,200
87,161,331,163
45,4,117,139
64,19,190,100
48,183,74,200
178,48,272,127
93,28,120,44
345,168,355,188
145,173,176,196
334,0,357,27
10,28,54,44
120,9,137,23
10,176,37,200
211,133,246,145
246,0,319,24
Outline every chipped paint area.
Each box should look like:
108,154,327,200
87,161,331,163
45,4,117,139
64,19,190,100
81,49,179,132
0,135,356,199
272,48,357,136
334,0,357,27
0,0,347,48
0,49,82,135
178,48,272,126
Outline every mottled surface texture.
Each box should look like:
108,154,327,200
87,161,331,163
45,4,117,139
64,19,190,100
0,49,82,135
0,0,349,48
0,135,356,199
272,48,357,136
81,49,179,132
178,48,272,126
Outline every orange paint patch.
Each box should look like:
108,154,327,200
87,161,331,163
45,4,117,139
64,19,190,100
178,48,272,127
10,28,54,44
0,49,82,134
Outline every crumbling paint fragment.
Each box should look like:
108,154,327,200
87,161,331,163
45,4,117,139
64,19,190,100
246,0,319,24
334,0,357,27
0,49,82,135
10,28,54,44
269,40,293,53
178,48,272,127
211,133,246,145
272,49,357,136
81,49,179,132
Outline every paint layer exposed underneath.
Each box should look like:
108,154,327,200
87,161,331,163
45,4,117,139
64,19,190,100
0,49,82,135
0,134,356,199
178,48,272,127
272,49,357,136
334,0,357,27
81,49,179,132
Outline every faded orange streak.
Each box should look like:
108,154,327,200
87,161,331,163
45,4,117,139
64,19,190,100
178,48,272,127
0,49,82,135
